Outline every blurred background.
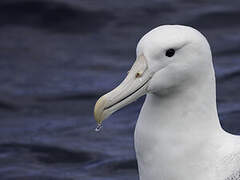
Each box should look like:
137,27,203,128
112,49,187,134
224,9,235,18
0,0,239,179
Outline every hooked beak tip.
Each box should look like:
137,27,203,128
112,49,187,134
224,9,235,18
94,95,106,124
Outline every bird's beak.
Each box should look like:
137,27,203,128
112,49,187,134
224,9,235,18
94,55,153,125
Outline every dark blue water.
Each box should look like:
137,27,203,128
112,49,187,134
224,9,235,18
0,0,239,179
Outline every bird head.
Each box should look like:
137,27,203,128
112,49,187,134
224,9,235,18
94,25,212,125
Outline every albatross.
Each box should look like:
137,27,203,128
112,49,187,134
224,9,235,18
94,25,240,180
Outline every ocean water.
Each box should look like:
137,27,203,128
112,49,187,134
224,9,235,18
0,0,239,179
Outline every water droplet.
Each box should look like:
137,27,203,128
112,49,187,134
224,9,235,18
95,123,103,132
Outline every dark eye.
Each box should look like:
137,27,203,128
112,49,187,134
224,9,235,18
165,49,175,57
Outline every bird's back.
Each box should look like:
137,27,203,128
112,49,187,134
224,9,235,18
215,134,240,180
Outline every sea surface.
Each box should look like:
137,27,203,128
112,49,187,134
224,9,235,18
0,0,239,179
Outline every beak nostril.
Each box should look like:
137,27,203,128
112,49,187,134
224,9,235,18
135,72,142,78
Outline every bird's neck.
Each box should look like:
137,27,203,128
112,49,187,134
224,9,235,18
135,70,223,180
140,69,221,136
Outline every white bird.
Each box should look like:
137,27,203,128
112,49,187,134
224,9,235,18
94,25,240,180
